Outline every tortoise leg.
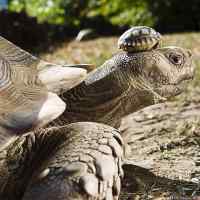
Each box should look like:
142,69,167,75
0,122,125,200
22,123,124,200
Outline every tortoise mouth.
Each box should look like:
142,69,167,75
170,72,194,86
155,79,191,100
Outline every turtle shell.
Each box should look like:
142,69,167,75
118,26,162,53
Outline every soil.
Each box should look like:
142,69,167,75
119,86,200,199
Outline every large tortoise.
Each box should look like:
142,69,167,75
0,26,195,200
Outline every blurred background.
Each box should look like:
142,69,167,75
0,0,199,48
0,0,200,72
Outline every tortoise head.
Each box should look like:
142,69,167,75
86,45,194,101
100,46,194,104
143,46,194,100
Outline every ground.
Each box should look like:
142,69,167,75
41,33,200,200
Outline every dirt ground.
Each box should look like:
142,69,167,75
120,87,200,200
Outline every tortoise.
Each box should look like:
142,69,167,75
0,26,195,200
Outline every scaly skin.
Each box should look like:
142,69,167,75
0,123,124,200
54,46,194,128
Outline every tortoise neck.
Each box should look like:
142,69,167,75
58,83,157,128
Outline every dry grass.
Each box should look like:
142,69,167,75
41,37,118,66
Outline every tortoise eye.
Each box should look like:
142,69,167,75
169,53,183,66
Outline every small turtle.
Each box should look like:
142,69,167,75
118,26,162,52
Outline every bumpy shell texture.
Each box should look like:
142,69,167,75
118,26,162,53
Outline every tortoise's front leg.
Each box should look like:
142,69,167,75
22,122,124,200
0,122,124,200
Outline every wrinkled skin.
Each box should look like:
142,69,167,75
0,123,124,200
55,46,194,128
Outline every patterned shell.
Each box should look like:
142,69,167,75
118,26,162,53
